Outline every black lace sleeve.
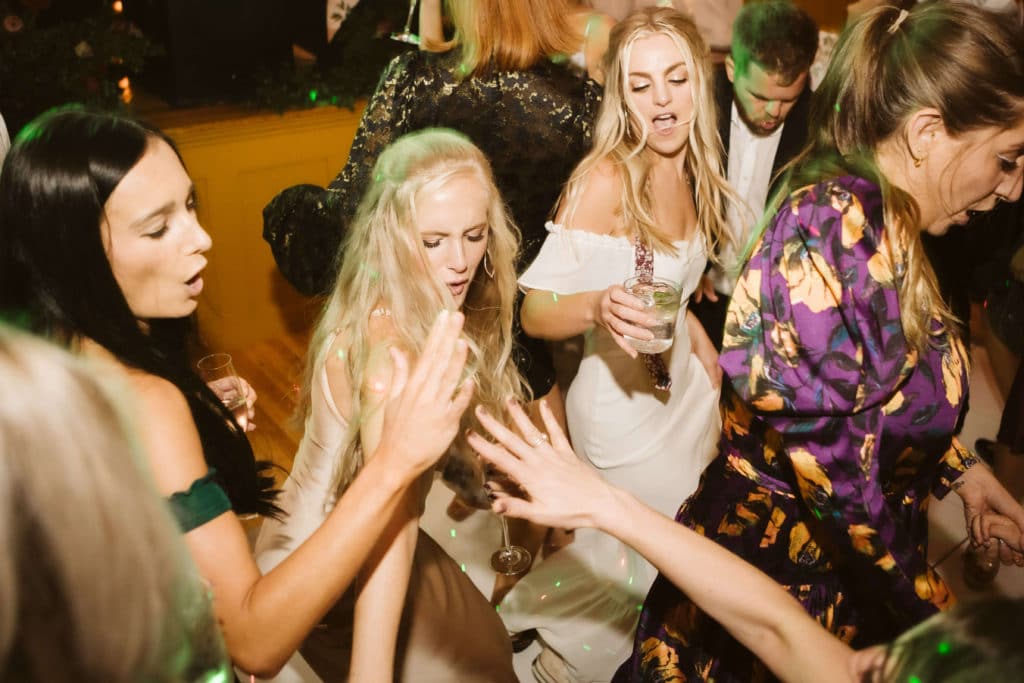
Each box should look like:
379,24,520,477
262,53,417,296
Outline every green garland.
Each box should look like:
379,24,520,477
0,1,159,133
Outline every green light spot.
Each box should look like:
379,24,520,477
309,89,318,102
336,349,346,360
628,575,634,586
495,604,501,613
909,677,922,683
552,292,559,303
583,644,592,651
637,604,643,612
203,669,232,683
813,507,823,520
450,528,457,538
460,563,467,572
554,580,562,588
937,641,951,655
834,101,840,113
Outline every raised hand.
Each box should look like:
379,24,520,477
375,310,474,481
468,398,615,530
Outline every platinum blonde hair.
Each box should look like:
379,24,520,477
304,128,528,494
0,325,224,682
558,6,736,256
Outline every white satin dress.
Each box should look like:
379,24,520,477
253,332,516,683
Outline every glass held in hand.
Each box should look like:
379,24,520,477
197,353,250,431
622,276,683,354
390,0,421,45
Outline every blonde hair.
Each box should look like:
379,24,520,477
435,0,582,79
771,2,1024,351
557,7,735,256
0,326,224,682
304,128,528,493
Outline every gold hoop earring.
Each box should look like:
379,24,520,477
483,250,495,279
913,157,922,168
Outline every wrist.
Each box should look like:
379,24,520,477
592,482,635,536
365,445,418,494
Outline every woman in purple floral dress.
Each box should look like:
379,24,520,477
613,3,1024,680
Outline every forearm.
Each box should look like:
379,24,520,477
419,0,444,48
223,455,413,675
350,491,419,682
595,489,852,683
521,289,600,340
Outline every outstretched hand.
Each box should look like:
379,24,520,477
376,310,474,482
467,398,617,530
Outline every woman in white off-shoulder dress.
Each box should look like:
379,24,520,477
495,9,738,681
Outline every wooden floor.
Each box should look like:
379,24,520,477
232,329,311,485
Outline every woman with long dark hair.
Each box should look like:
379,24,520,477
0,107,474,678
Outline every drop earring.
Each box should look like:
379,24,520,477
483,249,495,278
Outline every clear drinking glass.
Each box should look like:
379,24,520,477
444,437,532,575
390,0,421,45
196,353,249,431
622,276,683,354
491,514,532,575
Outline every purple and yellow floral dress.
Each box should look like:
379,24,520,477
616,176,977,682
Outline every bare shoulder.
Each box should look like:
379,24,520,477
124,371,209,497
558,158,623,235
361,315,402,400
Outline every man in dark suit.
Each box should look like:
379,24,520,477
692,0,818,349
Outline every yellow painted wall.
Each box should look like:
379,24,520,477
145,103,366,353
789,0,849,31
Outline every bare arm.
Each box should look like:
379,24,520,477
578,11,615,85
419,0,445,50
136,311,471,677
520,162,653,356
469,400,856,683
349,340,421,682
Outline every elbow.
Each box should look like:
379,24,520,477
520,312,543,339
519,297,544,339
231,644,291,679
234,654,285,680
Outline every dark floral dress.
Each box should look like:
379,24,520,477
616,176,977,682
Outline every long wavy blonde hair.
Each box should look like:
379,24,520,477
435,0,582,78
557,7,736,256
303,129,527,494
767,2,1024,351
0,326,224,682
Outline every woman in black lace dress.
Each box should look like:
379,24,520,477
263,0,601,397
